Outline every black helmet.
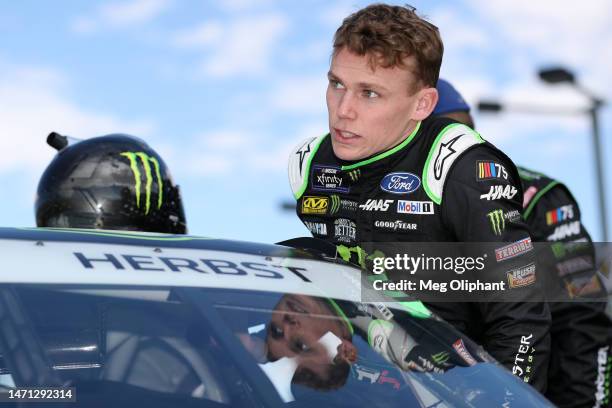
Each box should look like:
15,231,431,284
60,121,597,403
35,133,187,234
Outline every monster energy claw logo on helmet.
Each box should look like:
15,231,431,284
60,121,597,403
120,152,164,214
35,133,187,234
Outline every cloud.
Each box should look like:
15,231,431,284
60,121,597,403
430,8,490,51
215,0,275,13
173,22,224,48
71,0,171,34
172,14,289,77
318,2,359,28
0,62,155,176
466,0,612,91
270,75,328,114
159,122,325,179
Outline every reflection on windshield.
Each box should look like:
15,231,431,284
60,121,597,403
212,290,554,407
241,294,356,401
0,285,554,408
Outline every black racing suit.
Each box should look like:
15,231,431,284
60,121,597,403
288,116,552,392
520,166,612,408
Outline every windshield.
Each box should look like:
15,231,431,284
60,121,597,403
0,284,553,407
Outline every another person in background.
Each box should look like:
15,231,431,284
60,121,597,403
433,78,611,408
288,4,551,391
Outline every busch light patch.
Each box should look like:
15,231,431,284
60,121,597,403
311,165,349,193
506,263,536,288
380,172,421,195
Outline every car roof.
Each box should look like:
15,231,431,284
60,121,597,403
0,227,362,301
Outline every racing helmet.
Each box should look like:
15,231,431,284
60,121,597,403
35,133,187,234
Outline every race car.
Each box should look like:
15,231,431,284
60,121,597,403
0,227,554,407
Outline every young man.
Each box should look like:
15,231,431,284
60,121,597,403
433,78,611,408
288,4,551,391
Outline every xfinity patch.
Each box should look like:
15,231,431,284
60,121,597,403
380,172,421,194
311,165,349,193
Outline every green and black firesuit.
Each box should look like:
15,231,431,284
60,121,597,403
520,166,612,408
288,116,552,392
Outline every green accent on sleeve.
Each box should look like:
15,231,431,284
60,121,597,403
326,299,354,335
396,301,432,319
367,320,393,347
336,244,367,268
422,124,485,205
522,181,559,220
294,134,328,200
121,152,141,208
340,121,421,171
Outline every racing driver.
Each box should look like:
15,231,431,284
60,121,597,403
287,4,551,392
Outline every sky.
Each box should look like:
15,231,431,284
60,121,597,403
1,0,611,243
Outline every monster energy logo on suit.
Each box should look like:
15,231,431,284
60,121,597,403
329,195,358,215
487,209,520,235
120,152,164,214
487,209,505,235
347,169,361,182
431,351,450,365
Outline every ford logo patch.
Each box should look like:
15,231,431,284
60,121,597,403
380,172,421,194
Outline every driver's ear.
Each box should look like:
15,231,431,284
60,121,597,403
413,87,438,120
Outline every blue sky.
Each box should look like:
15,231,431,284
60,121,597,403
1,0,611,242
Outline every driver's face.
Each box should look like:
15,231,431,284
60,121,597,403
326,48,423,161
266,295,344,377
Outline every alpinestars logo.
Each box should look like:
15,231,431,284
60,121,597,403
295,140,311,176
120,152,163,214
434,135,462,180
